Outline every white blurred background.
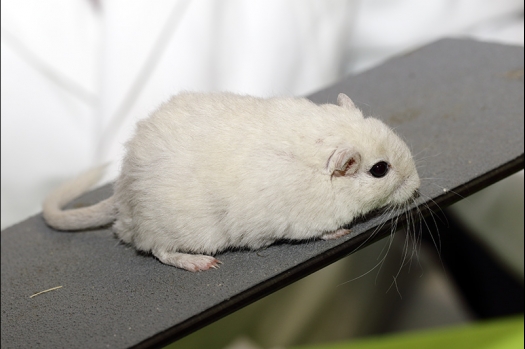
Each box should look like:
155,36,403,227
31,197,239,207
1,1,523,348
1,0,523,230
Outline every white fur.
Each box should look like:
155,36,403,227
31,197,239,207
43,165,115,230
43,92,420,271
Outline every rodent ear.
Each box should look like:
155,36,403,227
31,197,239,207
337,93,356,110
326,147,361,177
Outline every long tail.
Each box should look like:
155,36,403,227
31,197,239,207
42,165,116,231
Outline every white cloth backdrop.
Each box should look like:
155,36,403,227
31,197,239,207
1,0,522,230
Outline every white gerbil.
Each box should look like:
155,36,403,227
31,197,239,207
43,92,420,272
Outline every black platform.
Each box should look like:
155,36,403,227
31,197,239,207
2,38,523,349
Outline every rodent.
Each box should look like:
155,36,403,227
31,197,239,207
43,92,420,272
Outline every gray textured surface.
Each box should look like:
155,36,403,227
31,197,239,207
1,39,523,349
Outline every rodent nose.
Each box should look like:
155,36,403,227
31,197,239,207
412,189,421,199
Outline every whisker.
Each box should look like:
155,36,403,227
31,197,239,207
418,192,448,226
339,205,403,286
419,201,446,272
374,206,399,284
429,183,466,200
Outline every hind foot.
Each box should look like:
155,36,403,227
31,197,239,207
321,228,351,240
153,249,221,272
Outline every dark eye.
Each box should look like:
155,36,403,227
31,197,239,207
369,161,389,178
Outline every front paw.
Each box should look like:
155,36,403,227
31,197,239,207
321,228,351,240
